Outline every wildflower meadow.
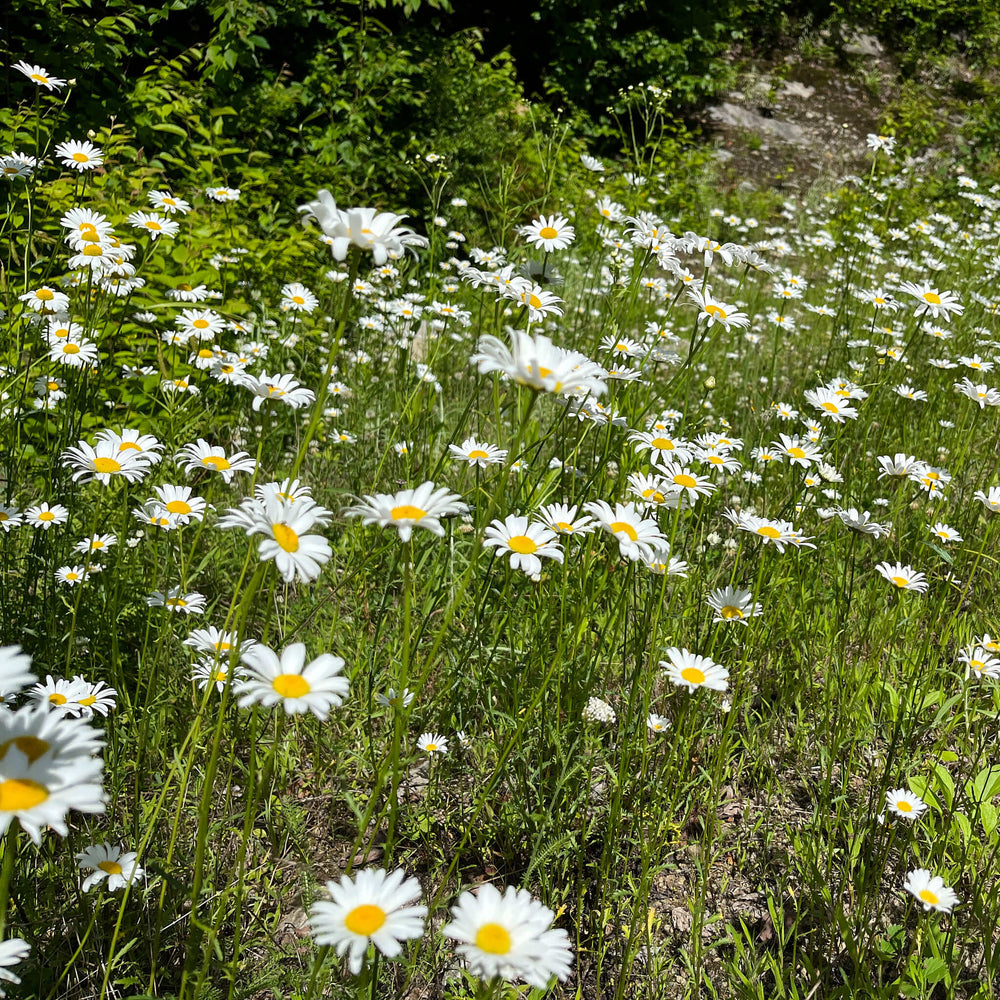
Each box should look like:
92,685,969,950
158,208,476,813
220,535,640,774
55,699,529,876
1,38,1000,1000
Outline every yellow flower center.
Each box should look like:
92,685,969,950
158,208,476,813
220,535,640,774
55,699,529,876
391,504,426,522
919,889,939,905
164,500,191,515
145,220,162,231
99,860,124,875
272,674,310,698
556,521,573,532
201,455,231,470
30,73,48,82
673,474,697,488
272,524,300,552
164,198,176,206
720,606,743,620
610,520,638,541
72,151,89,163
37,289,54,300
890,576,909,588
0,735,51,765
93,457,121,474
63,343,80,354
757,526,781,539
896,800,912,812
923,292,941,305
705,304,727,319
292,295,305,304
468,449,489,460
651,437,674,450
475,922,512,954
821,401,839,412
65,572,80,581
538,226,558,240
0,778,49,811
788,447,805,459
508,535,538,555
344,904,386,936
642,489,666,504
83,244,104,256
47,382,59,391
166,597,188,607
681,666,706,685
78,695,96,706
38,511,55,521
193,319,210,329
424,743,438,752
527,293,542,310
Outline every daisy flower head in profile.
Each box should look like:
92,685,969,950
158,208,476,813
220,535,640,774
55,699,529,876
647,713,671,733
535,502,595,537
146,588,207,614
25,502,69,530
804,386,858,423
12,61,66,91
417,732,448,755
54,140,103,172
867,133,896,154
127,211,180,239
584,500,665,562
76,843,144,892
20,286,70,313
483,516,563,579
61,438,153,485
520,214,575,252
449,437,507,468
903,869,959,913
885,788,927,821
236,642,348,720
308,868,427,975
242,371,316,412
280,282,318,313
929,522,962,544
974,486,1000,513
443,883,573,989
148,190,191,214
344,481,466,543
875,561,928,594
661,647,729,693
836,508,889,539
0,938,30,996
957,644,1000,681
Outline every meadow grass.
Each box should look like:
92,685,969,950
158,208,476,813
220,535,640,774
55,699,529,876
1,67,999,1000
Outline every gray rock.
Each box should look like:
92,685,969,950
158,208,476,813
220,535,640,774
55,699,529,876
708,102,806,144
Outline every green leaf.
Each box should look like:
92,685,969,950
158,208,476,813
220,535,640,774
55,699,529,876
923,957,950,984
953,811,972,844
151,122,188,137
932,762,955,810
980,801,998,836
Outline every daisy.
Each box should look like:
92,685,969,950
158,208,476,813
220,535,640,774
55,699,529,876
308,868,426,975
232,495,333,584
772,434,821,468
0,647,36,701
175,308,226,340
68,678,116,718
706,586,762,625
897,281,963,321
21,286,70,313
0,730,105,844
654,461,716,502
146,589,207,614
804,387,858,422
73,535,118,555
54,140,103,171
584,500,665,562
280,282,318,313
242,372,316,411
661,647,729,693
875,562,928,593
483,516,563,578
535,502,595,536
236,642,348,720
686,286,750,331
954,378,1000,408
885,788,927,820
185,626,256,659
49,337,99,367
77,842,144,891
192,657,248,693
877,453,923,479
148,485,207,524
0,507,23,532
0,938,29,997
957,645,1000,680
974,486,1000,513
12,61,66,91
344,481,466,543
902,869,959,912
448,437,507,468
443,883,573,989
148,190,191,214
176,439,257,483
127,211,180,239
520,214,575,252
417,732,448,755
929,523,962,543
895,384,928,402
55,565,89,586
629,430,693,465
504,282,565,322
837,508,889,539
24,502,69,529
647,713,671,733
61,439,151,484
628,472,681,510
